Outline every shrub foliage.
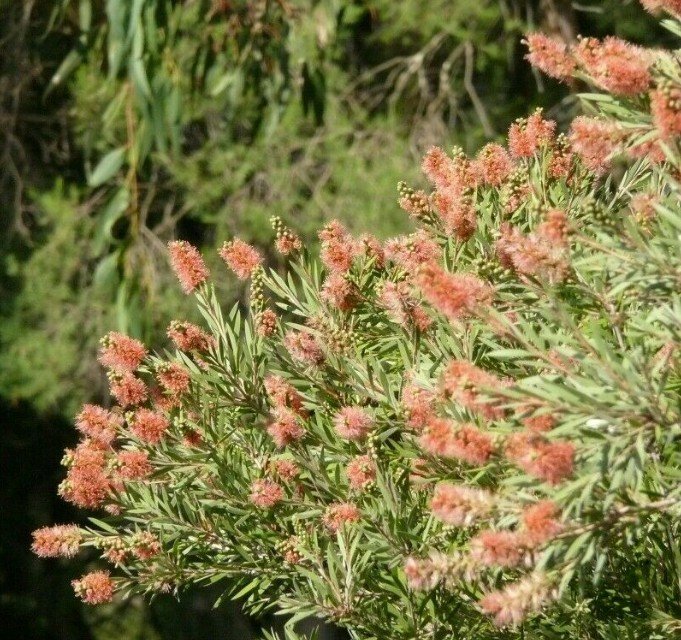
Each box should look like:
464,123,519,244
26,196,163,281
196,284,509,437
34,3,681,638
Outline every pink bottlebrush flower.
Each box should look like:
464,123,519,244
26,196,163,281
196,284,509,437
379,281,432,331
149,385,180,413
333,406,373,440
109,372,148,408
402,383,436,430
130,409,169,444
524,33,576,82
168,240,210,294
574,36,651,96
479,572,555,627
132,532,161,560
60,464,111,509
321,273,360,311
641,0,681,13
569,117,621,174
422,146,477,192
430,483,494,527
346,455,376,490
432,188,477,241
284,330,325,365
508,109,556,158
116,450,152,480
420,418,494,465
66,439,108,469
505,431,575,485
182,429,203,447
548,134,574,179
267,407,305,448
72,571,115,605
156,362,190,396
475,144,514,186
264,374,305,414
75,404,121,446
522,500,563,546
651,82,681,139
522,413,556,433
384,230,441,273
257,309,278,337
249,479,284,508
102,544,127,566
318,220,359,273
167,320,214,352
275,231,303,255
359,234,386,268
630,192,659,224
417,263,493,323
32,525,82,558
98,332,147,372
469,530,525,568
323,502,360,532
269,458,300,480
403,556,439,591
442,360,507,420
409,457,433,491
219,238,263,280
626,137,667,165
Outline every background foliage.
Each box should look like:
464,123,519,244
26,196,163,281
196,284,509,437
0,0,670,638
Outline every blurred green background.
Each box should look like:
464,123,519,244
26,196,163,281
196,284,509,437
0,1,667,637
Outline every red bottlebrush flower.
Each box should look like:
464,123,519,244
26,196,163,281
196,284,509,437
379,281,432,331
284,330,325,365
321,273,359,311
475,144,514,186
168,240,210,294
651,82,681,139
641,0,681,13
522,500,563,546
346,455,376,490
250,479,284,508
469,530,525,568
574,36,651,96
478,572,554,627
318,220,358,273
167,320,214,352
420,418,494,465
267,407,305,448
432,188,477,241
359,233,386,268
569,117,621,174
523,33,576,82
417,263,493,323
75,404,121,445
430,483,494,527
72,571,115,605
508,109,556,158
402,383,436,430
219,238,263,280
384,231,441,273
264,375,305,414
116,450,152,480
269,458,300,480
109,372,148,408
257,308,278,337
156,362,190,396
333,406,373,440
505,431,575,485
442,360,507,420
98,332,147,372
32,525,82,558
323,502,360,532
132,532,161,560
130,409,169,444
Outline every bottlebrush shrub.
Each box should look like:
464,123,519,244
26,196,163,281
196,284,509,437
34,8,681,639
